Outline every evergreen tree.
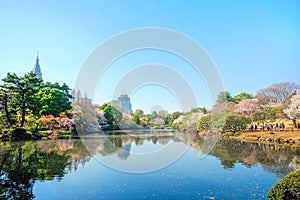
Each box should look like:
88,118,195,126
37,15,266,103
1,72,42,127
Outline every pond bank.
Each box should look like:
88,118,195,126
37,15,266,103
229,130,300,147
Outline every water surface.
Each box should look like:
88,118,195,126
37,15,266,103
1,131,299,199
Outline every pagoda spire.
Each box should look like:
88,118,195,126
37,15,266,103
32,51,42,79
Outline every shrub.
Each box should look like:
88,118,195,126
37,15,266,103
11,127,32,140
223,113,250,133
12,127,26,137
267,169,300,200
198,115,212,131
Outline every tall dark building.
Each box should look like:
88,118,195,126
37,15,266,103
32,52,42,79
109,94,132,113
117,94,132,113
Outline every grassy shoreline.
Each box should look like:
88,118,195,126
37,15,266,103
230,130,300,147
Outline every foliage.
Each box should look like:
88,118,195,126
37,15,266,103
0,72,73,133
216,91,234,104
0,89,12,126
118,113,139,129
267,108,278,122
233,92,253,103
37,115,58,131
131,114,140,125
252,109,277,123
223,113,250,133
11,127,33,140
191,107,207,114
99,103,108,110
252,110,267,123
182,112,192,123
102,104,122,127
198,115,212,131
141,114,150,126
150,111,158,120
197,113,225,132
36,87,71,117
134,109,144,117
168,111,182,126
180,112,204,130
1,72,42,127
37,115,74,134
171,115,183,129
43,82,72,98
58,130,73,139
267,169,300,200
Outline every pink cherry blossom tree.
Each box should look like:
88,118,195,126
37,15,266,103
58,117,75,131
235,98,260,118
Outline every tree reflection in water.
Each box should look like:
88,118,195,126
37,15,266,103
0,140,91,199
208,138,300,176
175,133,300,175
0,133,299,199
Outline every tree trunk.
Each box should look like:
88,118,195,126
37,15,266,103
20,93,26,127
3,94,13,126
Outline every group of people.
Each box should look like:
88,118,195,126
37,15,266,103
249,122,286,132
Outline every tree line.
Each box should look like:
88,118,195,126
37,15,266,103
0,72,73,140
1,71,299,138
98,81,300,134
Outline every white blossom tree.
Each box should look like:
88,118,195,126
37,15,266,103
283,90,300,127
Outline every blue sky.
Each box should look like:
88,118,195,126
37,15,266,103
0,0,299,113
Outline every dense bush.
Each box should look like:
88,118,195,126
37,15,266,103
198,115,212,131
198,113,226,133
267,169,300,200
11,127,33,140
223,113,250,133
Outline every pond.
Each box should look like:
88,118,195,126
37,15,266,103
0,131,299,199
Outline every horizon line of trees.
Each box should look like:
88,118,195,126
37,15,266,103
1,71,299,136
97,81,300,133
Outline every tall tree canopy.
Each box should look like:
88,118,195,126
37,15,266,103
36,87,71,117
233,92,253,103
0,72,72,128
1,72,42,127
216,91,234,104
100,104,122,127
